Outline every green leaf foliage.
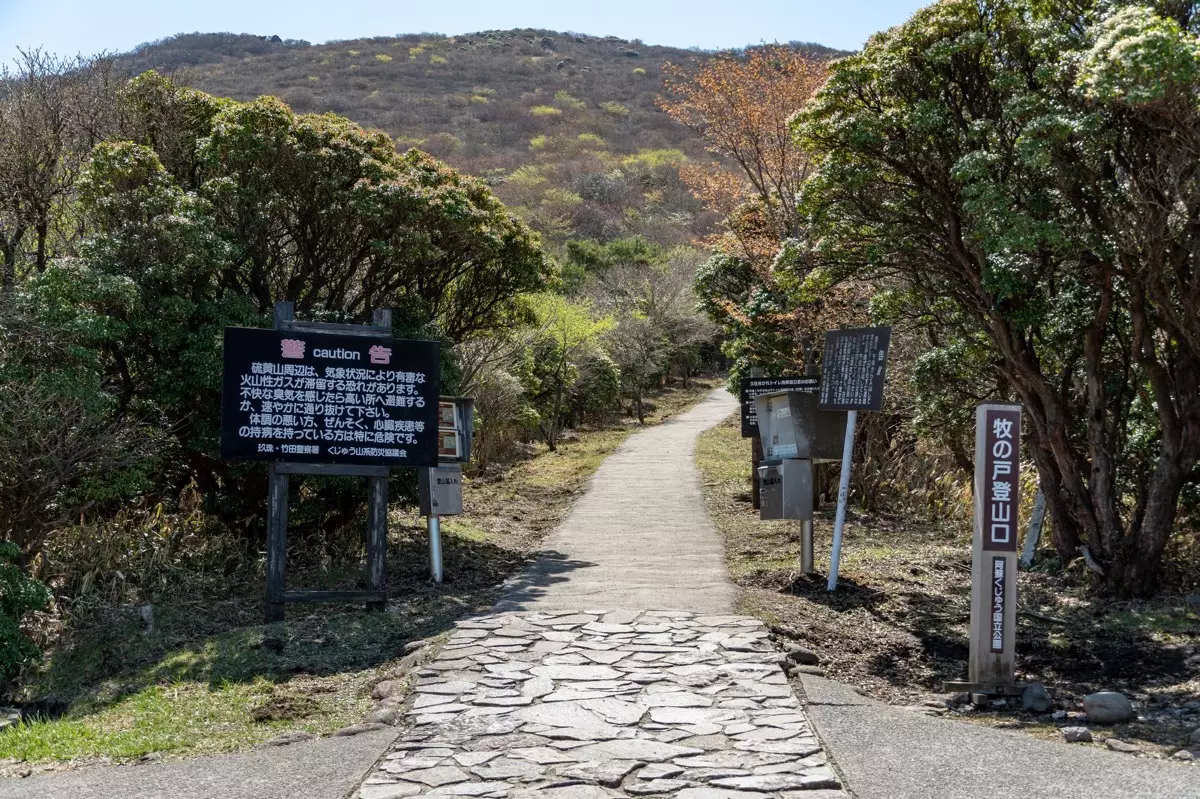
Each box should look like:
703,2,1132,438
791,0,1200,594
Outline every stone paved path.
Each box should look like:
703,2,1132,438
355,390,847,799
495,389,739,614
355,610,847,799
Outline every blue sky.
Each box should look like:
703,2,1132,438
0,0,928,60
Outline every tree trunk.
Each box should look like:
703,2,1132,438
1116,452,1188,596
35,220,48,273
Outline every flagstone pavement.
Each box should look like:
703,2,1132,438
354,609,847,799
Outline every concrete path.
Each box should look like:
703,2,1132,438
0,727,398,799
496,389,739,614
349,390,849,798
800,664,1200,799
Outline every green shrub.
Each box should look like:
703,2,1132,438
0,542,50,684
554,90,586,111
530,105,562,117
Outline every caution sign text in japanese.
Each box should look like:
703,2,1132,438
220,327,439,466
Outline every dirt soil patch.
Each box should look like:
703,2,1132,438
697,412,1200,761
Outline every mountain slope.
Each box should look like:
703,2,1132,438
125,30,849,251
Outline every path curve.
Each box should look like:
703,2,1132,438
496,388,739,614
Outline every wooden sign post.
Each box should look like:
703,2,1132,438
220,302,440,622
946,402,1024,696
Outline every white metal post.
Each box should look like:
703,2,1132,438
827,409,857,591
428,515,443,583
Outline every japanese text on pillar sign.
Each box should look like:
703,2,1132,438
984,408,1020,552
991,556,1006,652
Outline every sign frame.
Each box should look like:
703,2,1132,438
225,302,445,622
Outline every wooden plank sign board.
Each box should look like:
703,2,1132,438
969,402,1021,686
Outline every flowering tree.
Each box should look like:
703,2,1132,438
793,0,1200,594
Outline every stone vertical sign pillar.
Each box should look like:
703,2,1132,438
969,402,1021,686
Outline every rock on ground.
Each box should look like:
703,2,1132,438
1082,692,1135,725
1061,727,1092,743
1021,685,1053,714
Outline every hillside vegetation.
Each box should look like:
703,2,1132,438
128,30,848,250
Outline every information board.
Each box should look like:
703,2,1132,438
220,327,440,466
818,327,892,411
739,376,820,437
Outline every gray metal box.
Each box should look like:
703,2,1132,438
754,391,847,463
437,397,475,464
758,458,815,521
420,465,464,516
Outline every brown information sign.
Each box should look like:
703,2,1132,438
982,407,1021,552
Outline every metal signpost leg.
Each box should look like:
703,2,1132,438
827,409,857,591
800,519,814,574
428,515,443,583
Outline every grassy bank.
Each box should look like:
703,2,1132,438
696,411,1200,758
1,379,719,774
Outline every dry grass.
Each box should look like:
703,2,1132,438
1,378,720,772
697,411,1200,758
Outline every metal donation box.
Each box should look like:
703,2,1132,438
758,459,814,521
420,466,464,516
753,391,846,462
753,391,846,521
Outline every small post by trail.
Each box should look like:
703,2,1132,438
944,402,1026,700
1020,488,1046,568
421,397,473,583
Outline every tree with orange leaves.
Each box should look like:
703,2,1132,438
660,46,827,241
660,46,859,378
